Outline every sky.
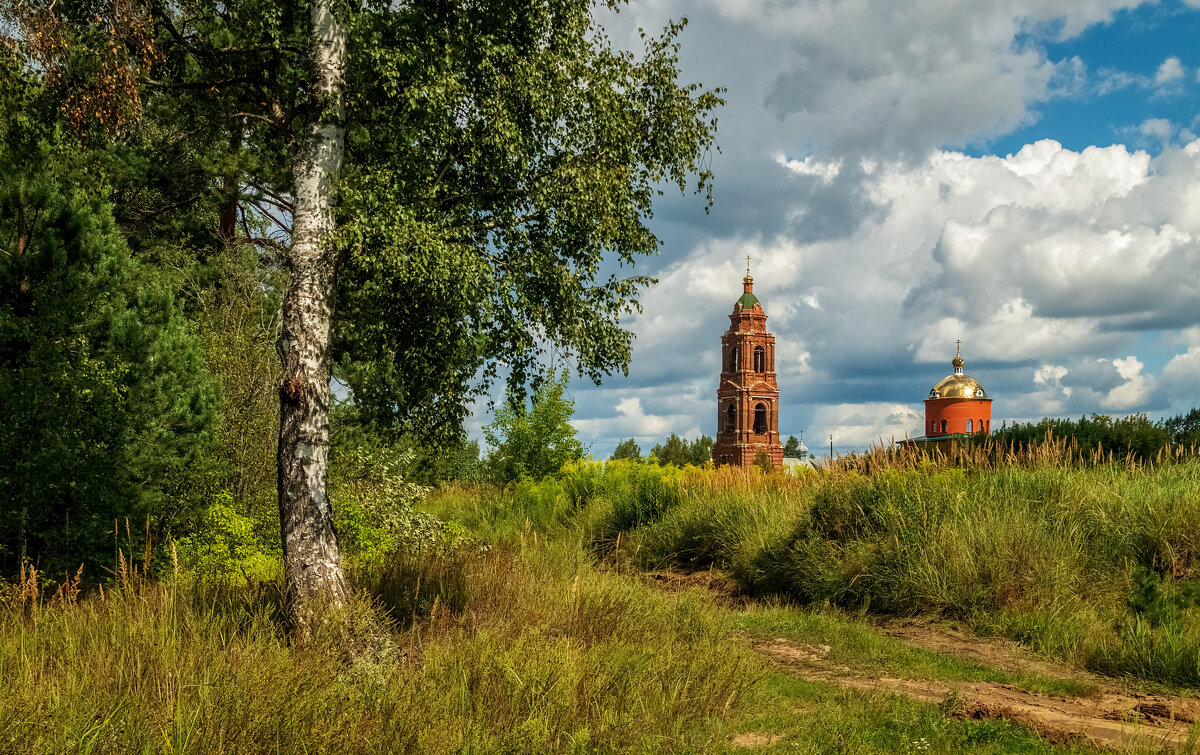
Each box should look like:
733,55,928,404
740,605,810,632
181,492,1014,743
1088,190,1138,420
474,0,1200,458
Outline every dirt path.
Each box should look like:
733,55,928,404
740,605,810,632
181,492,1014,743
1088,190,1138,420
640,570,1200,750
754,634,1200,751
876,617,1111,689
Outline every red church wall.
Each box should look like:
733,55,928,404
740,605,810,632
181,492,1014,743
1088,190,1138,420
924,397,992,437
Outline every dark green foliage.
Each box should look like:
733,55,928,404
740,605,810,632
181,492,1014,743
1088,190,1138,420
0,0,721,593
0,178,218,573
185,246,285,541
407,437,483,485
326,403,446,562
784,434,806,458
1128,565,1200,629
688,435,715,466
609,438,641,461
991,413,1171,460
650,433,713,466
484,371,584,482
34,0,722,454
1163,408,1200,447
332,401,481,487
650,433,688,466
335,1,723,445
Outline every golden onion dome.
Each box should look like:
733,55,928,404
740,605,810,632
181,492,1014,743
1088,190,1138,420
928,374,988,400
928,344,989,400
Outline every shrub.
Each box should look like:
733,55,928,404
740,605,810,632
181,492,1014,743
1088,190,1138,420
173,492,279,582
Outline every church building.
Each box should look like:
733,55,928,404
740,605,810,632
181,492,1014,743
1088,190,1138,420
906,342,992,446
712,260,784,469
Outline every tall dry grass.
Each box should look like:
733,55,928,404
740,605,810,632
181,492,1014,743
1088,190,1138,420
0,534,756,754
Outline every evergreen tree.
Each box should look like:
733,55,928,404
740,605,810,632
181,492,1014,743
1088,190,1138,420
784,435,805,458
0,178,218,573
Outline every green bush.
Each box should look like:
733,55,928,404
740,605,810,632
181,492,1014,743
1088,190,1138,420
174,493,279,582
329,440,441,563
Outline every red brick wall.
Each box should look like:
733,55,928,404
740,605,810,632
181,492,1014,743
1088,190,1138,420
924,397,992,436
712,298,784,469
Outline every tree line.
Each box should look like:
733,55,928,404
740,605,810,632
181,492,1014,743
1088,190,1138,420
989,410,1200,460
609,433,807,465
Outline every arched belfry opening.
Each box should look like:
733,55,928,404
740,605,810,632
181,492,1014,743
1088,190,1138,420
713,256,783,469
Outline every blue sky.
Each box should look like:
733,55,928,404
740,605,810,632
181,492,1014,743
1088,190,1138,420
992,2,1200,156
468,0,1200,458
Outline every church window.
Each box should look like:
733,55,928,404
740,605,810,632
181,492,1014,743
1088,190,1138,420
753,403,767,434
966,419,973,432
732,347,739,371
754,346,765,373
726,403,736,433
978,418,984,434
941,419,947,434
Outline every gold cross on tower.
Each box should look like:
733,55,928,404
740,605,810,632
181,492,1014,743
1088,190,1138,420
746,255,751,277
956,339,961,356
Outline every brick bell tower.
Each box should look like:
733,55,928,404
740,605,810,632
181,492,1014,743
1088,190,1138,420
713,257,784,469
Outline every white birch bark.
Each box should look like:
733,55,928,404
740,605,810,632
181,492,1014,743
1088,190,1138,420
277,0,350,633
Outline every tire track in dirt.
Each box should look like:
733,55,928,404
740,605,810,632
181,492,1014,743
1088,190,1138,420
639,570,1200,750
754,635,1200,751
876,618,1108,687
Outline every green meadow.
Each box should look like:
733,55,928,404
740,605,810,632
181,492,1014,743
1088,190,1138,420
8,442,1200,752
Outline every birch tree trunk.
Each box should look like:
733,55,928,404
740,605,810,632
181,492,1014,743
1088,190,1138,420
277,0,350,634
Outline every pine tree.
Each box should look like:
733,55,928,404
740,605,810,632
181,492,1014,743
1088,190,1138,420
0,178,218,573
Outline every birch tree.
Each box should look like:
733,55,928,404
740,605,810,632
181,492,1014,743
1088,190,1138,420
2,0,722,632
276,0,351,626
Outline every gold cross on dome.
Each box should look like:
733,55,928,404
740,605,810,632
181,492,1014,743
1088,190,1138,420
956,339,961,356
746,255,751,276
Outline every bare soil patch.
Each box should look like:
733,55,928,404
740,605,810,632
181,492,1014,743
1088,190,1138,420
730,731,782,748
877,618,1107,690
754,635,1200,751
639,570,1200,748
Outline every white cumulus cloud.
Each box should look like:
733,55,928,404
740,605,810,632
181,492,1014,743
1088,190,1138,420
1155,56,1185,85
